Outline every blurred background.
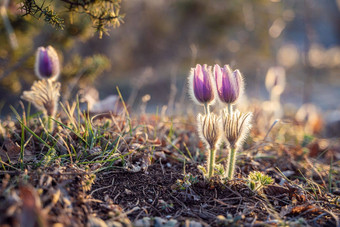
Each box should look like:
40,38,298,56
1,0,340,125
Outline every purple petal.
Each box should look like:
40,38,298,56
214,65,243,104
35,46,60,80
193,64,214,103
38,48,53,78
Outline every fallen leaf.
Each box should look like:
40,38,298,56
264,184,290,196
90,95,123,115
290,204,320,215
0,139,34,164
19,185,47,227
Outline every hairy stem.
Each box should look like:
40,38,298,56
208,148,216,178
228,104,233,115
226,146,237,180
47,115,54,133
204,103,210,115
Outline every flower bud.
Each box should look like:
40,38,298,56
214,64,244,104
265,66,286,95
220,109,252,148
35,46,60,81
188,64,215,105
21,80,60,117
197,113,221,149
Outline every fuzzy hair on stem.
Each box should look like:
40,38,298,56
219,109,252,149
197,112,222,179
220,109,252,180
197,113,221,150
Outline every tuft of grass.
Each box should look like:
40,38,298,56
116,86,132,136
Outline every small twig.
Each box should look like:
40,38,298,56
223,183,243,198
263,119,280,141
169,193,188,210
89,184,113,196
315,209,340,227
304,156,327,192
0,161,21,171
159,158,165,175
125,206,140,215
0,170,94,175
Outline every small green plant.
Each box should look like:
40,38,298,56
175,173,198,191
198,163,225,179
82,166,96,192
158,199,174,212
247,171,274,193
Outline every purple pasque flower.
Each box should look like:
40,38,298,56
35,46,60,81
214,64,244,104
189,64,215,105
265,66,286,95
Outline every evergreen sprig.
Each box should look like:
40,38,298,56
20,0,124,37
21,0,64,29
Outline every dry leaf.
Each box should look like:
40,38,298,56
90,95,123,115
19,185,47,227
290,204,320,215
264,184,290,196
0,139,34,163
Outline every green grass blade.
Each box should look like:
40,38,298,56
52,118,89,147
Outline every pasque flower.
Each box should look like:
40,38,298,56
220,109,252,148
35,46,60,81
220,109,252,180
22,45,61,133
188,64,215,107
265,66,286,107
197,113,221,178
187,63,252,180
21,80,60,118
265,66,286,96
214,64,244,104
197,113,220,149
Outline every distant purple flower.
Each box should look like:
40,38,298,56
35,46,60,81
189,64,215,104
265,66,286,95
214,64,244,104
